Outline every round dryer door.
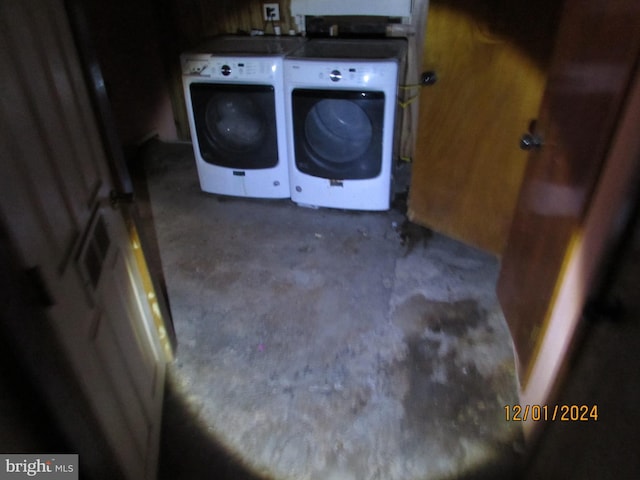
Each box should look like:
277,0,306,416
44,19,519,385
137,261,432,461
189,83,279,169
292,89,385,180
305,99,372,162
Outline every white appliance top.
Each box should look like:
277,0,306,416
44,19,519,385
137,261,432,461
185,35,306,56
287,38,407,61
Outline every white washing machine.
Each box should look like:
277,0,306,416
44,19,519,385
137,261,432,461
284,38,406,210
181,36,304,198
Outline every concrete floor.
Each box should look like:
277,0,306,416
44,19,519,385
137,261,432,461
141,141,523,480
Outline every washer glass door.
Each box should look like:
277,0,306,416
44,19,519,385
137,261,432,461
292,89,385,179
190,83,278,169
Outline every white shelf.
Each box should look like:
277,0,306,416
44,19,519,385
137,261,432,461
291,0,412,18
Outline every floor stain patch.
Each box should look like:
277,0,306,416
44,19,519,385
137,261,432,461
392,295,523,476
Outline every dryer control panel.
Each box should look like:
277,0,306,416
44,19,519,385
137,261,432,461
285,60,398,89
181,54,279,81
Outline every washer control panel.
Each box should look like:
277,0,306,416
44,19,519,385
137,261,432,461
181,54,279,81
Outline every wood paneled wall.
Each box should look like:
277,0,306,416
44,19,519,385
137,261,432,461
199,0,295,36
162,0,295,44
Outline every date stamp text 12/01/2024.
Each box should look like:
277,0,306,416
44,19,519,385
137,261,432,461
505,404,598,422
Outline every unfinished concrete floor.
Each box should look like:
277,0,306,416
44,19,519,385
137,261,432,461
141,141,523,480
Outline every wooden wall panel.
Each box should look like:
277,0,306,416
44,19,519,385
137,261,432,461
200,0,295,36
175,0,296,41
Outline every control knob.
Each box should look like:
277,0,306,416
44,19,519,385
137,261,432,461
329,70,342,82
221,64,231,76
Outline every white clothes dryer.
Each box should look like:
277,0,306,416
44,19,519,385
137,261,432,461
284,38,406,210
181,36,304,198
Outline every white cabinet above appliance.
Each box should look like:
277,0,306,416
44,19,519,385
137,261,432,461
291,0,412,18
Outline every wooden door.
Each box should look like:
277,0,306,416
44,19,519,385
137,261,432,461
497,0,640,381
0,1,167,478
408,0,562,254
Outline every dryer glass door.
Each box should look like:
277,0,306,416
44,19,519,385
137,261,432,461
190,83,278,169
292,89,384,179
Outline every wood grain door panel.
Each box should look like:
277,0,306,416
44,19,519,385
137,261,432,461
409,0,562,254
497,0,640,381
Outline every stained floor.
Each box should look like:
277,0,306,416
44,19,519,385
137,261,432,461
140,141,523,480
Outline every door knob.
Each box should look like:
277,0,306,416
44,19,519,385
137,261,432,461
519,132,543,151
421,71,438,86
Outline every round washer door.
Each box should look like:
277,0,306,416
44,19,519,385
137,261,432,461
190,83,279,169
292,89,385,180
205,93,267,153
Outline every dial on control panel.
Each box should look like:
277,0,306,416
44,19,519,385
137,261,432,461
329,70,342,82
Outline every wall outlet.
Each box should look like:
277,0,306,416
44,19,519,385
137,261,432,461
263,3,280,21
